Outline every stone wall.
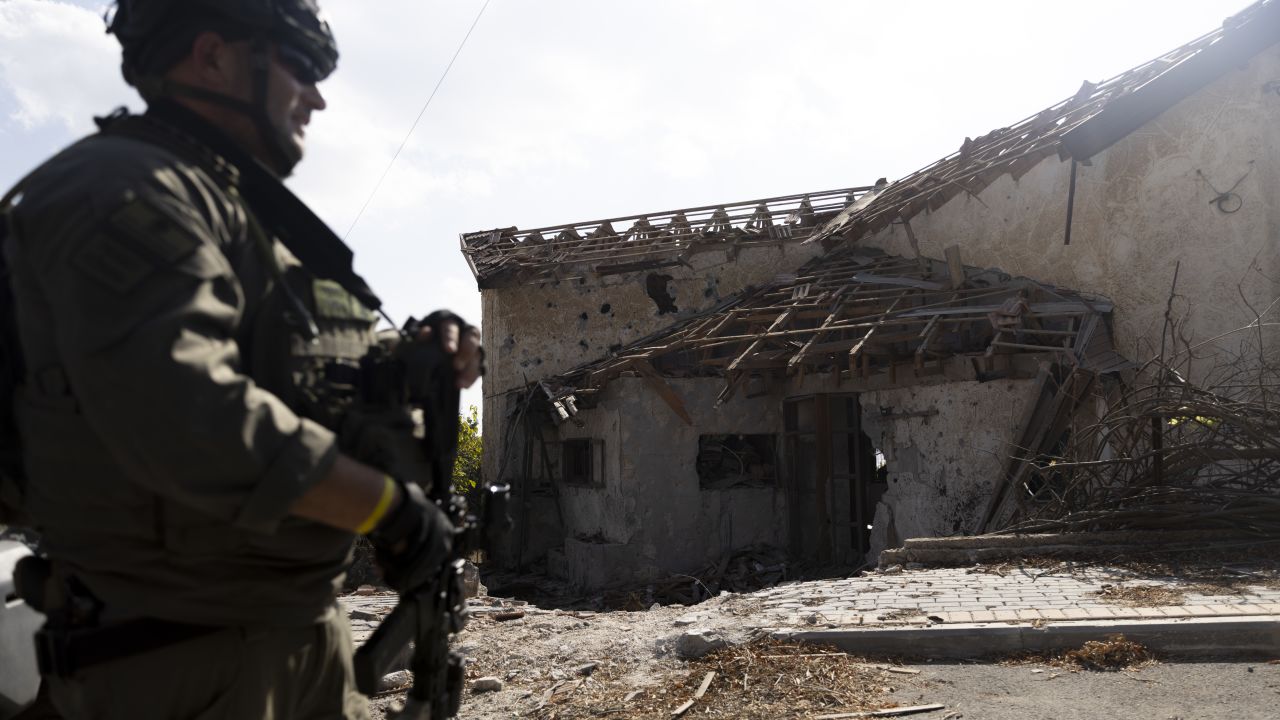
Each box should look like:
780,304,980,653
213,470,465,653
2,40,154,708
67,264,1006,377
860,45,1280,381
855,380,1035,562
542,377,788,588
481,241,824,396
480,240,823,515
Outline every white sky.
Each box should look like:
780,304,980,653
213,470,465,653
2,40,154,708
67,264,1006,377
0,0,1256,414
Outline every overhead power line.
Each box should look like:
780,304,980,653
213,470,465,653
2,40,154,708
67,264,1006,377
343,0,493,240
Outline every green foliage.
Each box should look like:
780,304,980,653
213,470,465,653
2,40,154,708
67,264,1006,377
453,405,482,495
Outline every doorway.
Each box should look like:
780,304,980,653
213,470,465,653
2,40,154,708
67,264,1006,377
784,394,887,566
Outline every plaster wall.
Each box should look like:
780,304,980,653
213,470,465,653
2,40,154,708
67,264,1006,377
854,380,1035,562
481,241,824,397
862,45,1280,380
544,377,788,588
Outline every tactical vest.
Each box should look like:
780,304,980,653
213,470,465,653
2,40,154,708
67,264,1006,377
3,107,382,625
0,113,380,529
95,112,381,433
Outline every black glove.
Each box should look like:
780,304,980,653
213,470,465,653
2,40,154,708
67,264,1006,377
367,481,455,594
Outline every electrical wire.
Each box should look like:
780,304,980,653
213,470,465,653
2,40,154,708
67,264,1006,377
343,0,493,241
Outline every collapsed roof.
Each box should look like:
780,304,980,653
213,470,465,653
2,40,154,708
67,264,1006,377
462,0,1278,289
811,0,1280,248
460,186,875,289
542,245,1124,419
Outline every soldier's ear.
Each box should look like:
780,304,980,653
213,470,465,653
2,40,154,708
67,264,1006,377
182,31,245,93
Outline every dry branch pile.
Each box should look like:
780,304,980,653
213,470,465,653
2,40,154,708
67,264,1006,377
528,639,911,720
1002,356,1280,538
1062,635,1156,672
1002,634,1157,673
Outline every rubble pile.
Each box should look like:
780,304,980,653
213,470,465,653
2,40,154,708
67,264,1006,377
601,545,790,608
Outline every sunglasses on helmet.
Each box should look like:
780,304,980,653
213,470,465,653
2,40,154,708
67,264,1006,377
276,42,325,85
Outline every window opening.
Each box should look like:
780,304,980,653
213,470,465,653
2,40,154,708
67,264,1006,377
697,434,777,489
560,435,599,484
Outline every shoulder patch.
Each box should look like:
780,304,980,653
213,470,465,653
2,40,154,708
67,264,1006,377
72,192,203,294
107,191,202,264
312,279,377,323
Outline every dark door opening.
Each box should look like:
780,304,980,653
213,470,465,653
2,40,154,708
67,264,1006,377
784,394,885,566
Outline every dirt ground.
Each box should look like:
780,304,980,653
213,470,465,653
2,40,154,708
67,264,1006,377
364,552,1280,718
366,598,1280,720
887,661,1280,720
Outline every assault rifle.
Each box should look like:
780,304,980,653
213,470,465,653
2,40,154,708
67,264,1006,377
351,312,510,720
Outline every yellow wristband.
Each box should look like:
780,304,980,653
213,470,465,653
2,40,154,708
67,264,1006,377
356,476,398,535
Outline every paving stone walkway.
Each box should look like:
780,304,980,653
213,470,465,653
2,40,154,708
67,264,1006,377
740,565,1280,629
341,564,1280,641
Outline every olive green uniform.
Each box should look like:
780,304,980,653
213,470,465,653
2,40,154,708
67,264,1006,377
4,104,376,719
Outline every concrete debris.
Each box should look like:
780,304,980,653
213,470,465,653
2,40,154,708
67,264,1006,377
471,676,504,693
378,670,412,692
573,661,599,676
462,560,486,599
672,628,729,659
599,545,793,610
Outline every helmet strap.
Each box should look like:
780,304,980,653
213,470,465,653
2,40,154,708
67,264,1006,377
245,35,303,176
136,36,302,177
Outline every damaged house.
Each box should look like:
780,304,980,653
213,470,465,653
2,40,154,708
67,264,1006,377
463,0,1280,592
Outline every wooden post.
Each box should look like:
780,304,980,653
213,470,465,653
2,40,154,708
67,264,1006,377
815,397,833,564
945,245,965,290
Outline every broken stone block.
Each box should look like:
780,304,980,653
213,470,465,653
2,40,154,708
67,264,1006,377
471,677,504,693
674,628,728,659
349,609,379,621
574,661,599,676
379,670,412,692
462,561,485,598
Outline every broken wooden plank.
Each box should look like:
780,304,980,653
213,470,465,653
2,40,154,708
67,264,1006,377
534,680,568,711
814,704,946,719
849,292,908,373
630,358,694,425
991,340,1073,352
693,671,715,698
789,294,849,372
915,314,941,369
670,669,715,716
898,301,1107,318
715,370,749,406
851,273,947,290
945,245,966,290
725,307,795,374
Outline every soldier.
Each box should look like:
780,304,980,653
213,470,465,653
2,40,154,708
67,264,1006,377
0,1,479,718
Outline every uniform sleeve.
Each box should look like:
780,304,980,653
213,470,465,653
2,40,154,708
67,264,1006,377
16,161,337,534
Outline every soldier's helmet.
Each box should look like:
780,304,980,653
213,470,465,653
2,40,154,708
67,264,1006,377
107,0,338,87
